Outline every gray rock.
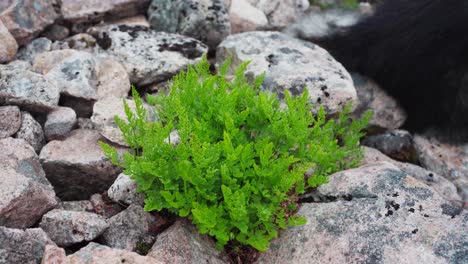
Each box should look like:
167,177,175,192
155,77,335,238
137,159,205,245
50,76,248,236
32,49,79,74
257,162,467,264
362,130,417,163
229,0,268,33
0,227,53,264
16,37,52,63
147,0,230,48
14,111,45,153
41,24,70,41
90,25,208,86
217,31,357,115
39,129,125,200
0,105,21,139
0,63,60,113
148,219,229,264
100,205,158,251
108,173,145,206
44,107,77,141
40,209,109,247
0,0,59,45
58,200,94,213
0,20,18,63
248,0,309,29
68,242,163,264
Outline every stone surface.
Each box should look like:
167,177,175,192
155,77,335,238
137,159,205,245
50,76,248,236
0,105,21,139
41,24,70,41
248,0,309,29
229,0,268,33
258,162,467,264
40,209,109,247
90,25,208,86
39,129,125,200
0,227,53,264
0,20,17,63
90,193,124,219
0,63,60,113
41,244,68,264
14,111,45,153
108,173,145,206
95,57,131,99
148,0,230,48
148,219,229,263
91,97,157,146
16,37,52,63
100,205,158,251
58,200,94,213
217,31,357,115
0,0,59,45
51,33,97,51
44,107,77,141
104,15,150,28
32,49,78,74
362,130,417,163
68,242,163,264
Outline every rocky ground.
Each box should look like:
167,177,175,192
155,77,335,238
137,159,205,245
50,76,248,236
0,0,466,263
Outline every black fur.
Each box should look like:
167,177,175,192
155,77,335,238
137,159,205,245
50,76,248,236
318,0,468,141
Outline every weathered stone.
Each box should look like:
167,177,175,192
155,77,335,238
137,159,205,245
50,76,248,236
32,49,79,74
104,15,150,28
100,205,157,251
90,25,208,86
44,107,77,141
58,200,94,213
40,209,109,247
39,129,125,200
0,227,53,264
14,111,45,153
258,162,467,264
0,20,17,63
16,37,52,63
95,57,131,99
41,24,70,41
68,242,163,264
0,0,59,45
0,105,21,139
51,33,97,51
248,0,309,29
362,130,417,163
90,193,124,219
41,244,68,264
108,173,145,206
229,0,268,33
148,0,230,48
91,97,157,146
148,219,229,263
217,31,357,115
0,63,60,113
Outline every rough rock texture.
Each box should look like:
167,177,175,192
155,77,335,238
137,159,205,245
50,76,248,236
351,73,407,130
41,24,70,41
148,219,229,263
229,0,268,33
95,57,131,99
362,130,417,163
247,0,309,29
16,37,52,63
0,0,59,45
108,173,145,206
51,33,97,52
104,15,150,28
14,111,45,153
58,200,94,213
258,162,467,264
217,31,357,115
90,193,124,219
148,0,230,49
40,209,109,247
44,107,77,141
0,227,53,264
100,205,158,251
414,136,468,204
0,20,18,63
0,63,60,113
41,244,68,264
68,242,163,264
0,105,21,139
39,129,125,200
90,25,208,86
32,49,78,74
91,97,157,146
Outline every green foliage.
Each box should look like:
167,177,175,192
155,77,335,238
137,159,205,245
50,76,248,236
100,57,371,251
310,0,359,10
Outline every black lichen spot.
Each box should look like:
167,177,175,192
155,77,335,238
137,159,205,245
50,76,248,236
408,208,415,213
419,205,423,211
158,40,203,59
441,203,462,218
342,194,353,201
324,91,330,97
385,209,393,216
118,25,149,38
411,229,418,234
392,192,399,197
386,200,400,211
95,32,112,50
317,97,322,103
423,214,429,217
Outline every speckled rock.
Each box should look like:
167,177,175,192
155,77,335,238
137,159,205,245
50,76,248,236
91,97,157,146
362,130,417,163
58,200,94,213
44,107,77,141
0,227,54,264
148,219,229,263
41,244,68,264
258,162,467,264
51,33,97,51
217,31,357,115
108,173,145,206
32,49,78,74
68,242,163,264
247,0,309,29
16,37,52,63
40,209,109,247
0,20,18,63
100,205,158,251
0,0,59,45
0,63,60,113
0,105,21,139
90,25,208,86
14,111,45,153
229,0,268,33
39,129,125,200
148,0,230,48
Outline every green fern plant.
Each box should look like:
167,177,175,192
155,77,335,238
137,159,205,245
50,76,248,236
100,57,371,251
